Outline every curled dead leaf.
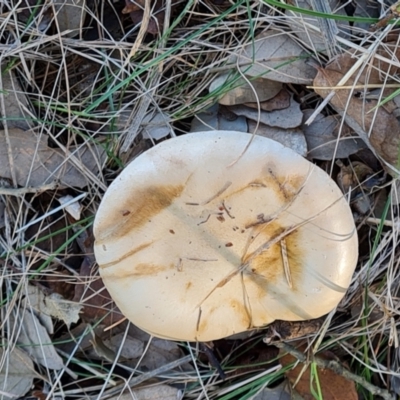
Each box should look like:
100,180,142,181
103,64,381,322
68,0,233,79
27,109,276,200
313,68,400,174
230,96,303,129
280,348,358,400
327,43,400,85
245,89,291,112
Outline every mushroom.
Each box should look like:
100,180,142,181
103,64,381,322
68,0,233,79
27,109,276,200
94,131,358,342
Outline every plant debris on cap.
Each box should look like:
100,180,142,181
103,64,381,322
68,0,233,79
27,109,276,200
94,131,358,342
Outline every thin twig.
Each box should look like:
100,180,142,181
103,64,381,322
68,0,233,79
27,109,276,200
274,342,396,400
366,217,400,228
128,0,151,59
0,181,59,196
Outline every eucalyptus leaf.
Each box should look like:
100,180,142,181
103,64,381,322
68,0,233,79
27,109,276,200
227,29,317,84
0,346,35,400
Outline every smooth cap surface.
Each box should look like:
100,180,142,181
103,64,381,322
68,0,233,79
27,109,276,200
94,131,358,341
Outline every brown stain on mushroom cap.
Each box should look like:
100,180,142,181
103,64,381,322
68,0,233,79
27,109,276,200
244,222,305,292
99,242,153,269
261,164,306,202
107,262,172,279
95,184,184,242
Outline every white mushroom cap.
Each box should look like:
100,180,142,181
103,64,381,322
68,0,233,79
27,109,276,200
94,131,358,342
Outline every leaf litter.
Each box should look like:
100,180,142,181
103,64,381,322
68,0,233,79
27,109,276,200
190,103,248,133
0,345,36,400
227,29,318,84
248,120,307,156
22,285,81,330
313,65,400,172
245,89,291,111
302,109,366,160
1,0,400,399
210,74,283,105
280,346,358,400
0,128,106,188
229,95,303,129
8,307,64,370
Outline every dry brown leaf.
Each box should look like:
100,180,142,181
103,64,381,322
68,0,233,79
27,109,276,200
122,2,140,13
230,97,303,129
327,44,400,85
43,293,82,328
336,161,374,194
0,128,106,188
245,89,291,112
56,322,113,357
190,103,247,133
248,120,307,156
210,74,282,105
313,68,400,172
232,29,317,84
86,331,145,362
336,161,374,215
302,110,365,160
281,350,358,400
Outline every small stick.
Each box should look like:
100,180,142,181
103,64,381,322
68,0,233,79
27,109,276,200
366,217,400,228
0,181,59,196
274,342,396,400
201,343,226,380
103,317,127,332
